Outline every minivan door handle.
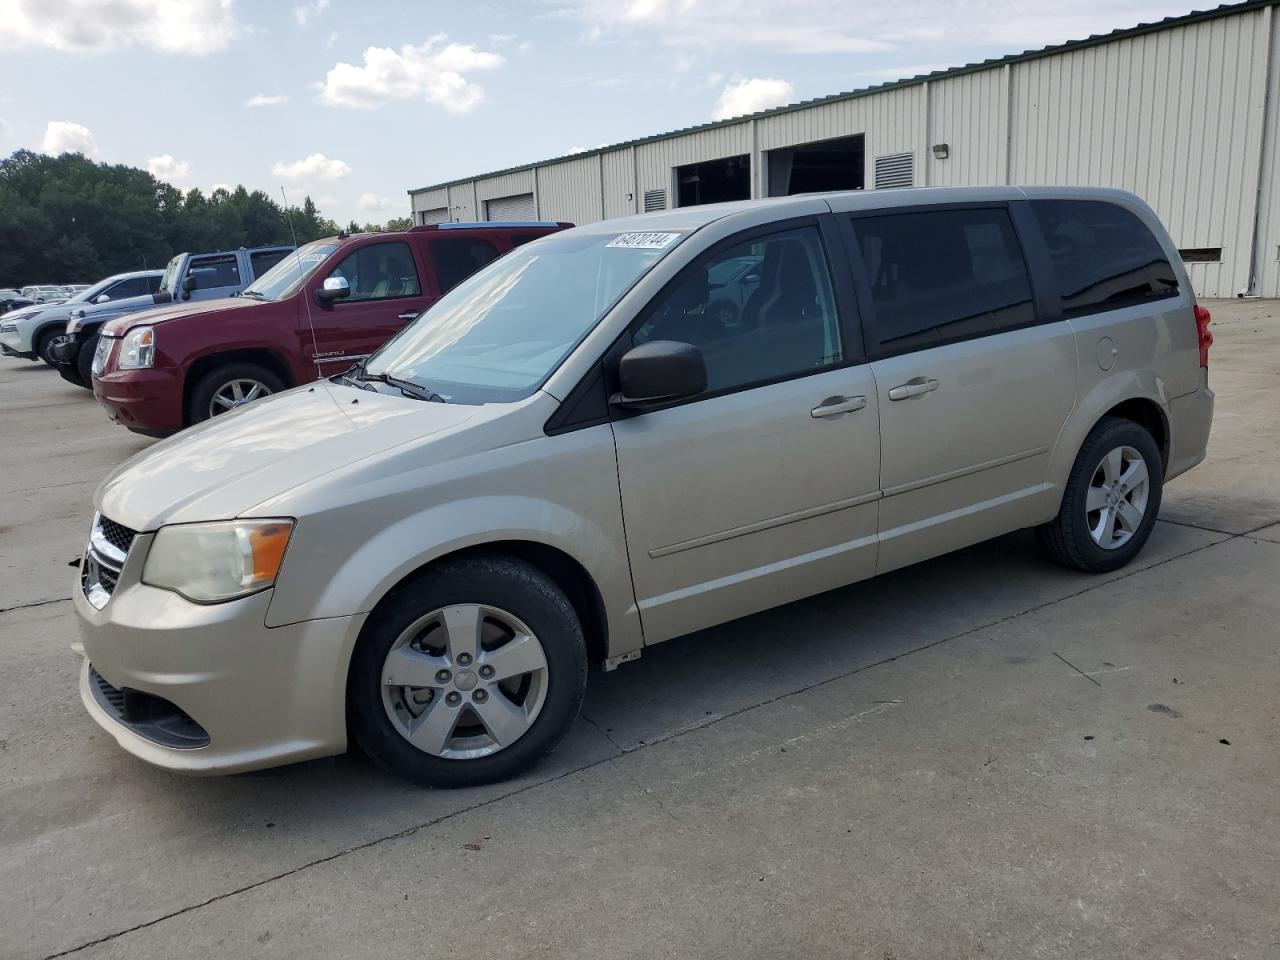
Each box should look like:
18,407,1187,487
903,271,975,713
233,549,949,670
887,377,940,401
810,395,868,418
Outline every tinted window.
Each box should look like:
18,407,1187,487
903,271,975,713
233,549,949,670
853,207,1035,352
431,238,500,293
250,249,290,279
327,242,421,302
188,254,241,290
634,226,842,394
104,277,150,300
1031,199,1178,317
146,275,163,294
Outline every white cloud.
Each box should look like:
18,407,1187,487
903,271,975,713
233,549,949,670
317,36,504,112
326,29,337,49
357,193,393,211
293,0,329,26
0,0,235,55
147,154,192,181
245,93,290,108
272,153,352,181
41,121,97,156
567,145,587,154
712,77,794,120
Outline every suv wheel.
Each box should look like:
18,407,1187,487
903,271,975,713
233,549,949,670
348,555,588,787
34,327,61,366
73,333,97,388
188,362,284,425
1037,416,1163,573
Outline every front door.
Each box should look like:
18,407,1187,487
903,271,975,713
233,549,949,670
306,240,432,377
611,223,882,644
844,204,1076,573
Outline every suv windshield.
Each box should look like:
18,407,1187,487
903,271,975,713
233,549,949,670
241,241,340,301
364,229,687,403
158,255,183,296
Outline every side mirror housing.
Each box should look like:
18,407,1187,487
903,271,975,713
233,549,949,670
610,340,707,411
315,275,351,304
93,293,110,304
181,275,198,300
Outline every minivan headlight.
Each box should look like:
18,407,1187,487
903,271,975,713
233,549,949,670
117,325,155,369
142,519,295,603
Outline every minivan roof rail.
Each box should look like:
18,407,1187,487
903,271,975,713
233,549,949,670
411,221,569,231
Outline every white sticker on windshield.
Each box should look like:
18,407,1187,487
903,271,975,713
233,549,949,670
300,253,327,263
606,232,681,250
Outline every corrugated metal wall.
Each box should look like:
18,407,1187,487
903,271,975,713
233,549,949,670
410,4,1280,297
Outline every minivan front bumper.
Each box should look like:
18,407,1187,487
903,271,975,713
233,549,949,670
73,554,365,775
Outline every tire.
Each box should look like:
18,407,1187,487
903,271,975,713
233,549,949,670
348,555,588,787
186,362,284,425
34,327,61,366
1037,416,1163,573
73,333,97,388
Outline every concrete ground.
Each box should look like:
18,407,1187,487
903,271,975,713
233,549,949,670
1,300,1277,960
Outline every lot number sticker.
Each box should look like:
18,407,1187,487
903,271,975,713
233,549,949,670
607,232,681,250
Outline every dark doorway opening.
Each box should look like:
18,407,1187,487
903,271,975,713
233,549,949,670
676,154,751,207
767,134,865,196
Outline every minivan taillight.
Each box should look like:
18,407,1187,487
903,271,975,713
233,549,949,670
1193,304,1213,368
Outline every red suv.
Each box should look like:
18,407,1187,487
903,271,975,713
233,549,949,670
91,222,569,436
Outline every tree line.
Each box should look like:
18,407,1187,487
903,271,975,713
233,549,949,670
0,150,411,287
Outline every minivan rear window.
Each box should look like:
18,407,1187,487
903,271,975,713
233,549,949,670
1031,199,1178,317
852,207,1036,353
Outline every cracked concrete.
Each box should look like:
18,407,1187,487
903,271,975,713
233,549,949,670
1,300,1277,960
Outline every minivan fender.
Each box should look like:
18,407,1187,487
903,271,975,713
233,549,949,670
1044,369,1171,514
264,494,644,658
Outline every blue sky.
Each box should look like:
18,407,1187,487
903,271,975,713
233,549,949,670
1,0,1208,225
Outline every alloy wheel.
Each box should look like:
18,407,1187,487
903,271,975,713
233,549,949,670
380,604,549,760
208,378,272,417
1086,444,1150,549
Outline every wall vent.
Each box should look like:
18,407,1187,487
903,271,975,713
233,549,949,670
874,153,914,189
643,189,667,212
1179,247,1222,263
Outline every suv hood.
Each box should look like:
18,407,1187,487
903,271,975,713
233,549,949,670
101,296,259,336
97,380,478,530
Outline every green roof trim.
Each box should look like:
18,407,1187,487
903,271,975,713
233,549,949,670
408,0,1278,197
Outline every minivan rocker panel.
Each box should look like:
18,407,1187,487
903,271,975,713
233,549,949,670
74,186,1214,786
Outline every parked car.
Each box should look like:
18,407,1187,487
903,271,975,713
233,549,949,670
0,271,163,365
71,187,1213,786
62,284,91,297
0,296,35,316
22,285,68,304
0,288,22,299
51,245,293,387
89,223,568,435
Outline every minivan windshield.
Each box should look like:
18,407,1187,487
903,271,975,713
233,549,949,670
364,229,686,403
240,241,340,301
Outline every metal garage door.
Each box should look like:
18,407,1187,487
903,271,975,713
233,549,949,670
485,193,536,221
418,207,448,225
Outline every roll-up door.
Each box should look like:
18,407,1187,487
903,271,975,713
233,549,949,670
484,193,536,221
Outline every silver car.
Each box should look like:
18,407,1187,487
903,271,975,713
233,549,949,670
72,186,1214,786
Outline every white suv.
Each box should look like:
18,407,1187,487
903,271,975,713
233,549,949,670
71,186,1213,786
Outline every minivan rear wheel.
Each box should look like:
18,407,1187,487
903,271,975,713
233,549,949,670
187,362,284,425
1037,416,1163,573
348,555,588,787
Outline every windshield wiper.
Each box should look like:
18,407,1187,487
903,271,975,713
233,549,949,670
344,362,445,403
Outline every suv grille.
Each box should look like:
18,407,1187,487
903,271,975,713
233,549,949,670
82,513,136,609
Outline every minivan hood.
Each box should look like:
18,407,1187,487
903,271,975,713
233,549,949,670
97,380,478,530
101,296,259,336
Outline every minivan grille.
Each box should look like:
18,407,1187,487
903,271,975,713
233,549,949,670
82,513,135,609
97,516,137,555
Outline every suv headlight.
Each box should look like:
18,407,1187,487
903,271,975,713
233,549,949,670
142,519,295,603
0,321,16,334
117,325,155,369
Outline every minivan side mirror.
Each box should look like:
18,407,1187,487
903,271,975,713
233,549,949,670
610,340,707,411
315,275,351,304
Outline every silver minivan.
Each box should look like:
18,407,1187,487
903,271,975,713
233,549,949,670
72,187,1215,786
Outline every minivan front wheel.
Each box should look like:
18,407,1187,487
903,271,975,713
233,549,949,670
349,555,588,787
188,362,284,425
1038,416,1164,573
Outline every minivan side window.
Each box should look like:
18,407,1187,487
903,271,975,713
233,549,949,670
633,226,842,395
1030,199,1178,317
430,238,500,294
189,254,242,290
851,207,1036,354
326,242,422,302
250,249,290,279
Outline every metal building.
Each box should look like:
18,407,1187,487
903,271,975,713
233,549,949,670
408,0,1280,298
